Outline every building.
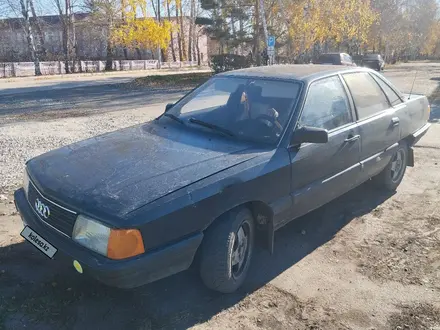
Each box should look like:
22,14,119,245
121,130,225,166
0,13,208,63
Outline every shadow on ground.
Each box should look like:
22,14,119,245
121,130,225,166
0,182,393,330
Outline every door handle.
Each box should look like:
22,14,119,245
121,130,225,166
391,117,400,127
345,134,360,143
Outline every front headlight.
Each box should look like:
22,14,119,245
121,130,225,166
73,215,110,256
73,215,145,259
23,168,30,198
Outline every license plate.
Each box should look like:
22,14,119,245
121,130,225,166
21,226,58,259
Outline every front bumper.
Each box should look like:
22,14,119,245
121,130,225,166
14,188,203,288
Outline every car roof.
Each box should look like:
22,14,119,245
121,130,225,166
217,64,363,82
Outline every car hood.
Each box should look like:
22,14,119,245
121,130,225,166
27,122,260,219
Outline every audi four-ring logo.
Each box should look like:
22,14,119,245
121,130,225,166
35,198,50,219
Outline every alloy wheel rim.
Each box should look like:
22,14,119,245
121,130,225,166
391,149,405,182
231,222,250,279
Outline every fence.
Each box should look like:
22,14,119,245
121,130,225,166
0,60,204,78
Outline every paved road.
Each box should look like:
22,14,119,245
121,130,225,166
1,62,439,116
0,68,210,96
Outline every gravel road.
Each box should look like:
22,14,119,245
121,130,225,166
0,63,440,330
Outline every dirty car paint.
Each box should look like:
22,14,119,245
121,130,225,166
27,121,262,223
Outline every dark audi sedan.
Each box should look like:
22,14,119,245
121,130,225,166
15,65,431,293
362,54,385,71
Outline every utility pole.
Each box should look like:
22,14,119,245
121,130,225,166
157,0,161,68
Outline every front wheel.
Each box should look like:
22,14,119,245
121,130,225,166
374,142,408,191
199,207,255,293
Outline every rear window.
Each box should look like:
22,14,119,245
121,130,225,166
371,74,403,106
343,72,390,119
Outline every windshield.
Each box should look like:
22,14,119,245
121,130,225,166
164,77,301,144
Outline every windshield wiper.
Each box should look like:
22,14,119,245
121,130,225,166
189,118,235,137
163,113,184,124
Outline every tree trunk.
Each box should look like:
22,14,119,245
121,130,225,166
105,38,113,70
178,1,186,61
62,23,70,73
151,0,157,18
54,0,70,73
175,3,183,61
166,0,176,62
105,16,114,71
70,12,81,73
192,0,197,62
254,0,260,65
188,0,196,61
29,0,46,58
196,35,201,65
259,0,269,63
121,0,129,60
136,48,142,59
20,0,41,75
239,3,244,55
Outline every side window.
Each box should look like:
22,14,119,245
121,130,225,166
299,76,352,131
370,74,403,106
343,72,390,119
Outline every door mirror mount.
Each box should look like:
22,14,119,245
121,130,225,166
165,103,174,112
290,126,329,146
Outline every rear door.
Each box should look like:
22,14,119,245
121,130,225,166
285,75,362,226
342,72,402,180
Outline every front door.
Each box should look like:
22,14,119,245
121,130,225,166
282,75,362,227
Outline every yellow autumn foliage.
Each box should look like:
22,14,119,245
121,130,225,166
284,0,377,52
422,20,440,55
111,0,172,50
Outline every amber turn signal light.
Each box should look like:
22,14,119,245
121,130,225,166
107,229,145,260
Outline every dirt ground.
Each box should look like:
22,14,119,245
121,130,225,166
0,63,440,330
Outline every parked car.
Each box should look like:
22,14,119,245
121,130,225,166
362,54,385,71
15,65,431,293
314,53,356,66
351,54,363,66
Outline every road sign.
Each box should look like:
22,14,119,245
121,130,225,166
267,36,275,48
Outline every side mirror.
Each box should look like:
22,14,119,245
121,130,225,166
165,103,174,112
291,126,329,146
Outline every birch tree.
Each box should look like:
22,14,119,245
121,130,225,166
18,0,42,74
29,0,46,57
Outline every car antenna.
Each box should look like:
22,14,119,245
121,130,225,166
408,70,418,100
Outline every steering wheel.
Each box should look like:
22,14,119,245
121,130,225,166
255,114,283,134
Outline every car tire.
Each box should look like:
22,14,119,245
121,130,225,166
374,141,408,191
199,207,255,293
